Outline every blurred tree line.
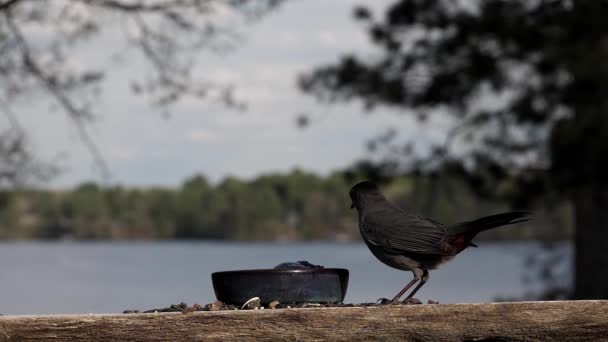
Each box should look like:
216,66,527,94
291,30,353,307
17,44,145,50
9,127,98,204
0,168,566,241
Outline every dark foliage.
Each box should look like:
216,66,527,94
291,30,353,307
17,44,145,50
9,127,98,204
301,0,608,299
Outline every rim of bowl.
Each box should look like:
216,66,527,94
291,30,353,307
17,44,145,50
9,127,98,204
212,268,349,277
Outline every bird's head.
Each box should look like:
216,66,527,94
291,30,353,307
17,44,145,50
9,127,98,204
349,181,381,210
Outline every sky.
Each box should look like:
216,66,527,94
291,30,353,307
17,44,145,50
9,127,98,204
10,0,430,188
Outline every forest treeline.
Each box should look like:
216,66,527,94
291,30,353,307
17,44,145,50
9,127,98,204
0,169,571,241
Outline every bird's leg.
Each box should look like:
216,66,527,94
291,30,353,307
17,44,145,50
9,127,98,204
388,276,419,304
403,269,428,303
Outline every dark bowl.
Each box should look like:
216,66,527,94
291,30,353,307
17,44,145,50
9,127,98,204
212,268,349,305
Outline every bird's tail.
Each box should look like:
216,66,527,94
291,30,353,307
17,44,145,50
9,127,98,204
448,211,531,237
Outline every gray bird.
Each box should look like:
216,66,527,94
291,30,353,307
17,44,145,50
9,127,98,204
349,181,530,303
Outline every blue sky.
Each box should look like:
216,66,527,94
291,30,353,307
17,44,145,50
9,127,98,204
12,0,430,188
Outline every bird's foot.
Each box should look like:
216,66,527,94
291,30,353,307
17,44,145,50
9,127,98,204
401,297,422,305
376,298,400,305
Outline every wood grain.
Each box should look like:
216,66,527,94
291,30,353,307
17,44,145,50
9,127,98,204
0,301,606,341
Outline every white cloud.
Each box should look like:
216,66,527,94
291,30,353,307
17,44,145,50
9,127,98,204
106,147,137,161
186,130,218,142
276,31,302,48
205,69,243,84
314,30,369,50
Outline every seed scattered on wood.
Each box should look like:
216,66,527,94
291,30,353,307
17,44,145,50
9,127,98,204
181,307,195,314
404,298,422,305
208,301,223,311
124,299,438,314
122,310,139,314
241,297,261,310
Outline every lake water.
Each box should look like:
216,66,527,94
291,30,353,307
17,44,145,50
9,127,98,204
0,241,571,315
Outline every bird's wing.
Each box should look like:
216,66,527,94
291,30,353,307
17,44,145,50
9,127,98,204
361,209,450,255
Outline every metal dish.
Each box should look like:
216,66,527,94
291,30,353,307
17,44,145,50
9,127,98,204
211,268,349,305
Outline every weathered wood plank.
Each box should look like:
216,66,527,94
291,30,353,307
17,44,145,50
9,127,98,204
0,301,606,341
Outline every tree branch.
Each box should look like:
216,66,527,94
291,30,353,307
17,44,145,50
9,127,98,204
75,0,201,13
0,0,21,11
4,13,111,181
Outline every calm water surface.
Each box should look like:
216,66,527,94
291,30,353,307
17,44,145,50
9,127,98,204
0,241,570,315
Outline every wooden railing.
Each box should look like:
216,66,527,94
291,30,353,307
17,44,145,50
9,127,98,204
0,300,606,341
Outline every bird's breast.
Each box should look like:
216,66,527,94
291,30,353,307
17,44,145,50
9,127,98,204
361,237,419,272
